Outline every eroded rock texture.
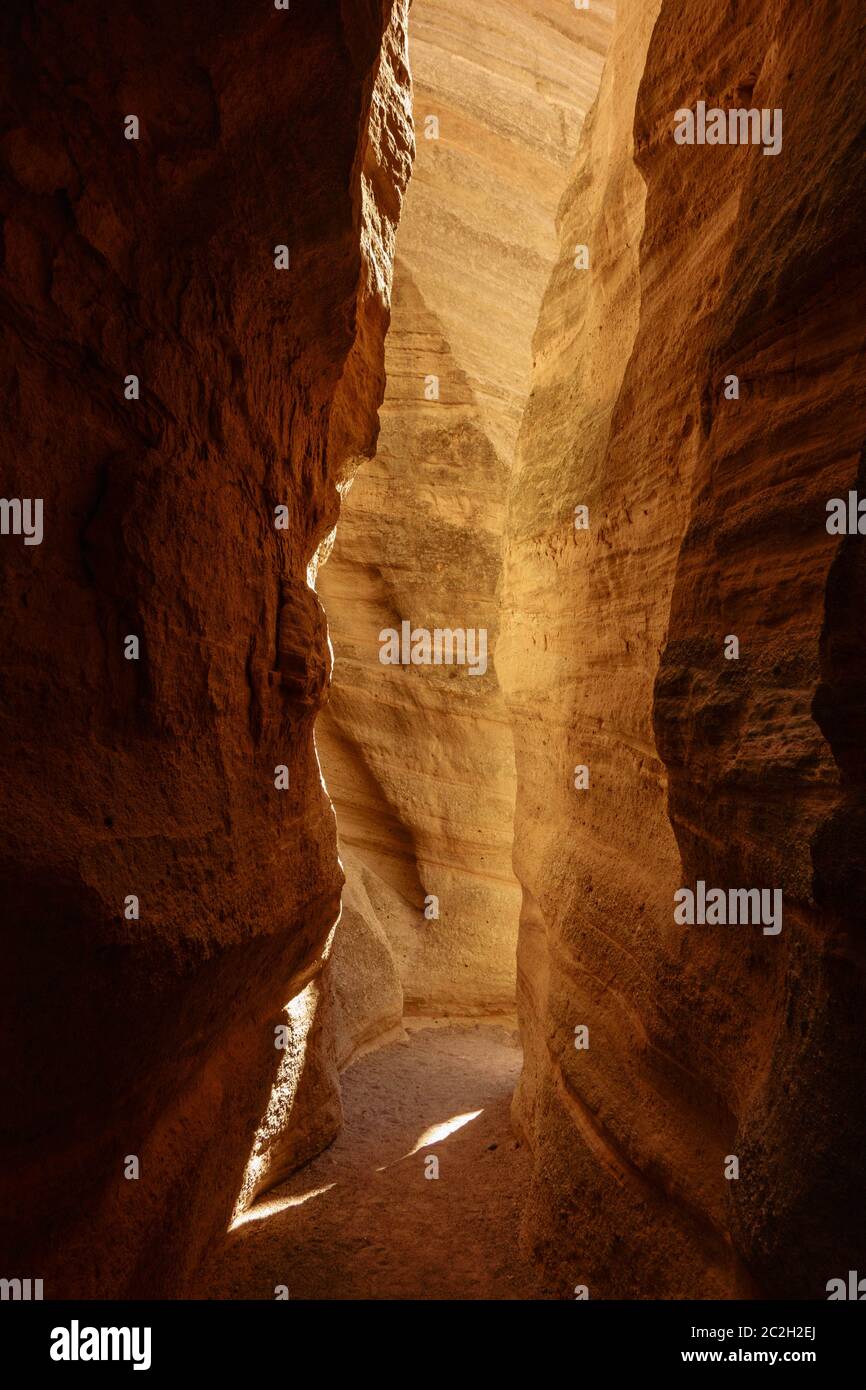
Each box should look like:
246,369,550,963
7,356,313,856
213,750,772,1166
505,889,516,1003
0,0,412,1296
317,0,611,1016
501,0,866,1298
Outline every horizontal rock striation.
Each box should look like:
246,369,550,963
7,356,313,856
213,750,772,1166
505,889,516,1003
501,0,866,1298
317,0,611,1017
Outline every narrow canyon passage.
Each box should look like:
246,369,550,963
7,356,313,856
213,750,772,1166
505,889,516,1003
2,0,865,1330
206,1024,547,1301
213,0,614,1297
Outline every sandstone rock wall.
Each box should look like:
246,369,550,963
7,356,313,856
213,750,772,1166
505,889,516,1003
0,0,412,1297
501,0,866,1298
317,0,611,1017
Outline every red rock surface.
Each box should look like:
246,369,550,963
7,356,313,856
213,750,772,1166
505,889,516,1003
0,0,412,1297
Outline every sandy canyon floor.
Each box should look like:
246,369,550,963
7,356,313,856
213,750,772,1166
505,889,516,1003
205,1023,554,1300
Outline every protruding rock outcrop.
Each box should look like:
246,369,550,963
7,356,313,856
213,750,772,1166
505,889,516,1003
0,0,412,1297
501,0,866,1299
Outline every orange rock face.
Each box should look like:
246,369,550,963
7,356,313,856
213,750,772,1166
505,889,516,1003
0,0,412,1296
501,0,866,1298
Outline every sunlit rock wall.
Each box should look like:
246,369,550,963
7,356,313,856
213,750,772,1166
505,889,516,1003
318,0,612,1016
501,0,866,1299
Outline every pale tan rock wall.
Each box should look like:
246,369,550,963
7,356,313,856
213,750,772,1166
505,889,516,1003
317,0,611,1016
500,0,866,1299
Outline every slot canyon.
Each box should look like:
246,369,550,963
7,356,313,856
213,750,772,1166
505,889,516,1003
1,0,864,1315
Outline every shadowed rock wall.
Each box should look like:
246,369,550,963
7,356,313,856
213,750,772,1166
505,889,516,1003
0,0,412,1297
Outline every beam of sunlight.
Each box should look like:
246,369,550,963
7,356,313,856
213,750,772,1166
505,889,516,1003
230,1183,337,1229
229,939,339,1231
376,1109,483,1171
